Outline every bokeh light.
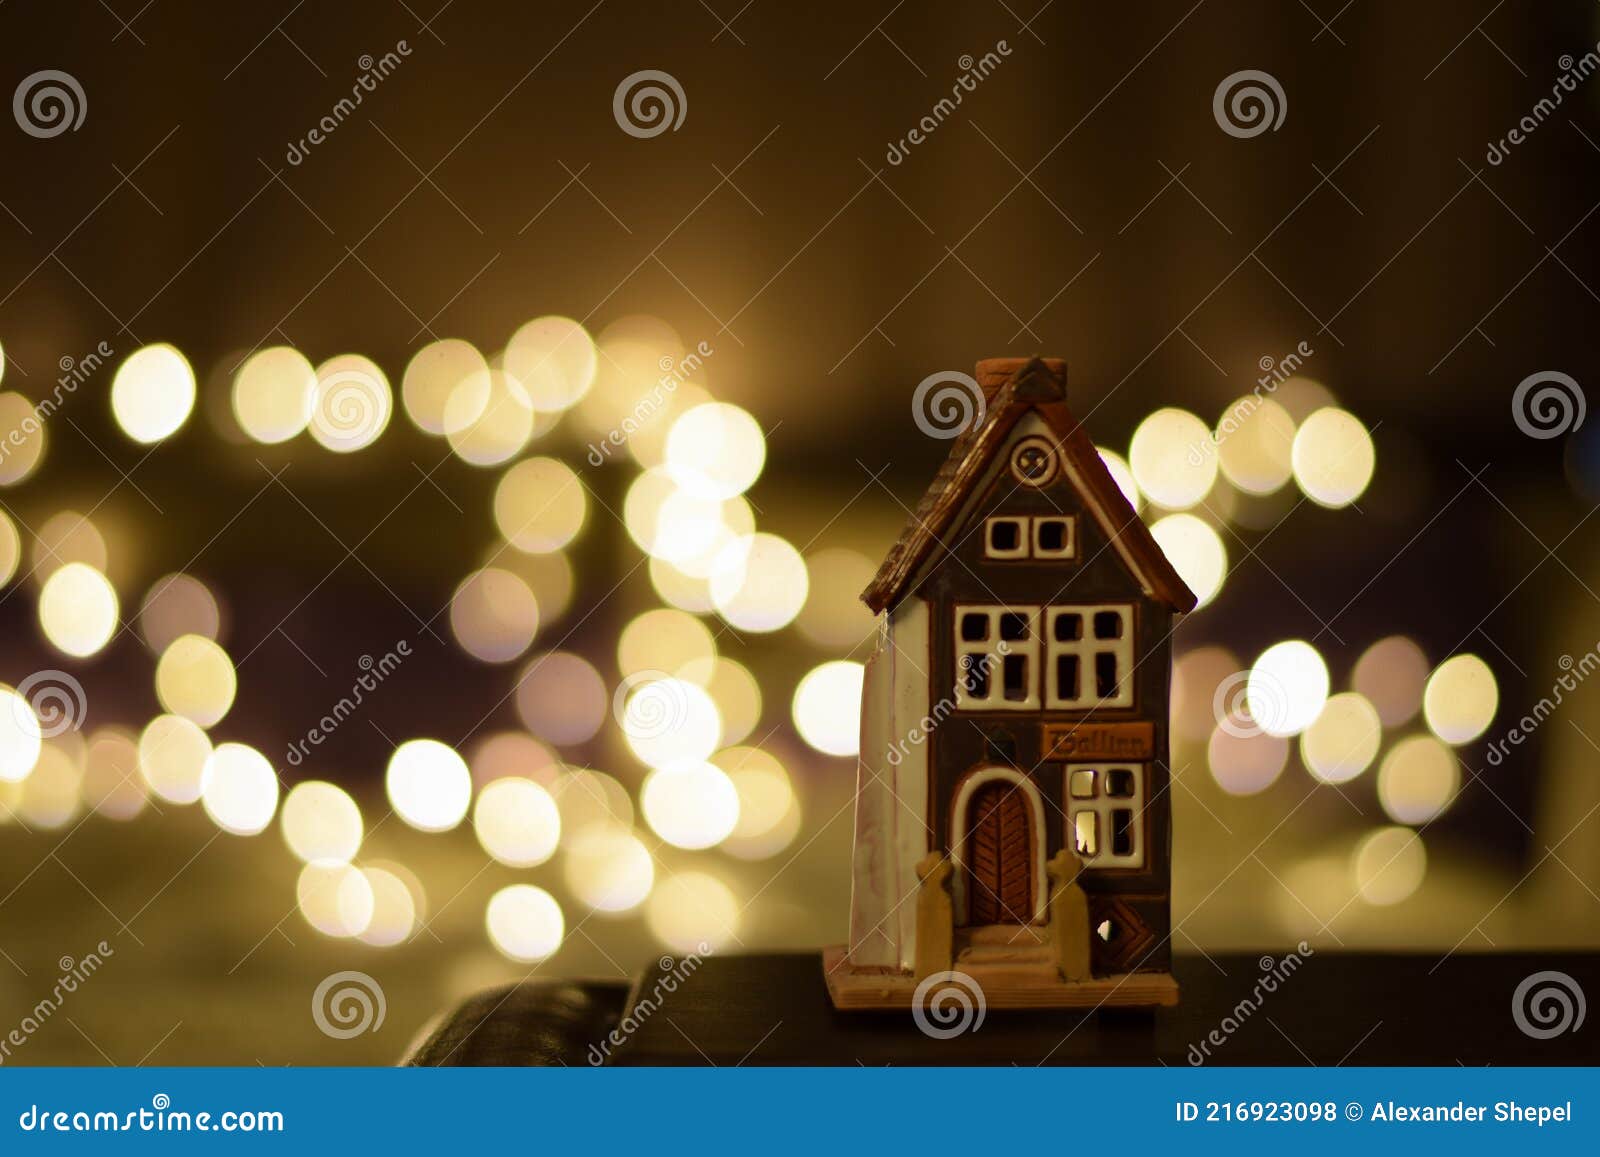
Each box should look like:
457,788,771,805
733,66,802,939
641,760,740,849
0,392,45,485
155,634,237,728
1207,726,1289,795
446,369,532,466
32,511,106,582
309,354,392,452
646,871,741,952
386,739,471,833
281,780,364,864
139,572,221,653
665,402,766,499
1352,636,1429,728
493,457,587,553
0,685,42,783
200,742,280,836
402,338,489,435
617,608,716,677
1353,826,1427,906
620,677,722,767
681,656,761,747
449,567,540,663
82,729,147,821
111,343,196,443
503,315,597,412
710,532,809,631
473,777,561,867
795,547,878,648
561,825,654,913
137,713,212,803
486,884,565,962
1170,646,1240,743
515,652,607,746
38,561,119,658
1148,513,1227,608
1377,735,1460,824
1299,692,1382,784
297,862,375,938
1422,654,1498,744
0,509,19,584
1247,640,1329,738
233,346,317,443
359,865,419,947
792,661,863,757
1214,397,1295,494
1129,408,1216,509
1291,407,1375,508
551,767,635,835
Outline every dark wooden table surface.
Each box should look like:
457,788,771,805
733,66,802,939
406,951,1599,1066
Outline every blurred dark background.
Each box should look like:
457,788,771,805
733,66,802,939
1,0,1598,1063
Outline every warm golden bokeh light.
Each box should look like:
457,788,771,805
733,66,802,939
1207,725,1289,795
617,608,716,678
1214,397,1295,495
503,315,597,413
82,729,147,821
492,456,587,553
137,713,212,804
641,759,740,849
155,634,237,728
620,676,722,768
795,547,878,648
551,767,635,835
1291,407,1375,508
446,369,533,466
111,343,196,443
1170,645,1241,743
358,865,419,947
139,572,221,653
681,656,761,746
1422,654,1498,744
281,780,365,864
1148,513,1227,608
646,871,741,952
1353,826,1427,906
665,402,766,499
1129,408,1216,509
233,346,317,443
467,730,557,788
1299,692,1382,784
38,561,119,658
710,532,809,632
449,567,540,663
561,825,654,913
486,884,565,962
1352,635,1430,728
473,776,561,867
515,652,607,746
1247,640,1330,737
297,862,375,938
402,338,490,435
310,354,392,452
0,685,42,784
0,508,20,584
31,510,107,583
793,661,864,757
200,742,280,836
1378,735,1461,824
16,741,82,828
385,739,472,833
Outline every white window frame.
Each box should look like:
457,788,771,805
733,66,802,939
1031,515,1077,559
1045,604,1134,709
953,605,1040,711
983,516,1030,560
1064,762,1146,869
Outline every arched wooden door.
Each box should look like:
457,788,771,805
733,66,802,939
966,780,1035,924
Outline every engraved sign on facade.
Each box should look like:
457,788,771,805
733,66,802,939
1041,721,1155,761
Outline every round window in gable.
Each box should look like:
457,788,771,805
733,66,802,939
1009,436,1059,487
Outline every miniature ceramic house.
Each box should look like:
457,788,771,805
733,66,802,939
824,357,1196,1010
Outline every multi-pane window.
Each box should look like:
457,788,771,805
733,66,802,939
981,515,1077,560
1066,763,1145,868
1045,604,1134,709
953,606,1040,710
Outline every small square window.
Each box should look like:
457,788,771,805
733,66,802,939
999,612,1029,642
961,653,990,698
1053,613,1082,642
1111,809,1135,857
1070,769,1097,799
1105,768,1136,798
1033,516,1075,558
1095,652,1120,699
986,517,1026,558
1093,610,1124,640
1002,654,1029,701
960,613,989,642
1055,654,1080,701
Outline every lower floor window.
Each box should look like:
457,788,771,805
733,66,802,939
1064,762,1145,869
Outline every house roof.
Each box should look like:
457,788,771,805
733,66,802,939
860,357,1198,615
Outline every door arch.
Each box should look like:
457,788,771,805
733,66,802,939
950,767,1047,924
